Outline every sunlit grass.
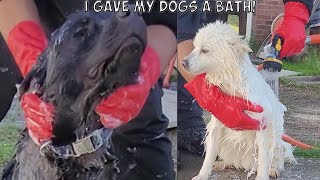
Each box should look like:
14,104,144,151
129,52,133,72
283,46,320,76
0,122,20,165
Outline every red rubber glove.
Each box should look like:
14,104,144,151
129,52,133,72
21,93,54,146
95,46,160,128
8,21,48,77
275,2,309,58
8,21,52,145
184,74,265,131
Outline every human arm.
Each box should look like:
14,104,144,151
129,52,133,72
0,0,44,77
184,74,265,130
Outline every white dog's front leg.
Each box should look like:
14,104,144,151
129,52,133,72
255,125,276,180
193,118,223,180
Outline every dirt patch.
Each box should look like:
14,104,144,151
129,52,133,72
280,84,320,144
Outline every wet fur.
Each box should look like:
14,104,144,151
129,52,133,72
2,10,146,180
183,21,296,180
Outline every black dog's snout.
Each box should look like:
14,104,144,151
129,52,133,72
182,60,189,69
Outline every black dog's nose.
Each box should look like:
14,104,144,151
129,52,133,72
182,60,189,69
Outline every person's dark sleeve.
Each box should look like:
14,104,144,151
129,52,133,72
177,0,205,43
283,0,313,15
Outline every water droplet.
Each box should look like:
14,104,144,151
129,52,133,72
156,172,167,178
128,163,137,170
126,147,137,153
0,67,8,72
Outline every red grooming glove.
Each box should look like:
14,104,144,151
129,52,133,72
21,93,54,146
8,21,48,77
275,2,309,58
8,21,52,145
95,46,161,128
184,74,265,131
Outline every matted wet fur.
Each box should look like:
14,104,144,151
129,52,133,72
2,9,147,180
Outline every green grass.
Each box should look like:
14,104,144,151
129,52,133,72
280,77,320,91
293,144,320,158
249,37,260,53
0,122,20,165
282,46,320,76
227,15,239,33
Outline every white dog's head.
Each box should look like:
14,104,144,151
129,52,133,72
182,21,252,75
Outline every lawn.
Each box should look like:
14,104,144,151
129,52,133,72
293,144,320,158
227,15,239,33
0,122,20,165
282,46,320,76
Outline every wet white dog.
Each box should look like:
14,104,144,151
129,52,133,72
182,21,295,180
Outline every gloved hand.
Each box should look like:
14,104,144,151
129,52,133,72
8,21,160,145
275,2,309,58
21,93,54,146
184,74,265,130
8,21,52,145
95,46,160,128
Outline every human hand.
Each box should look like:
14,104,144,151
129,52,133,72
95,47,161,128
275,2,309,58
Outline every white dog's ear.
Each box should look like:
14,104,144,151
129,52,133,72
231,39,253,54
239,42,253,53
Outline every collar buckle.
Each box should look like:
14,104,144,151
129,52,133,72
40,128,112,158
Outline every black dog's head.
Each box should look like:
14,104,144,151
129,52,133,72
20,9,147,145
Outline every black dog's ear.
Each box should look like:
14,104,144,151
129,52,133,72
18,53,48,99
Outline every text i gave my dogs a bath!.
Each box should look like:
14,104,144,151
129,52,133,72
84,0,256,13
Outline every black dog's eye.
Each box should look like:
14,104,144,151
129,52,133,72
201,49,209,54
132,47,139,54
73,27,88,38
118,10,130,18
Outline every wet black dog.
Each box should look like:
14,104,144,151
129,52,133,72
2,9,146,180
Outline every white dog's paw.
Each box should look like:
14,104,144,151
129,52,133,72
212,161,227,171
269,168,280,179
192,174,210,180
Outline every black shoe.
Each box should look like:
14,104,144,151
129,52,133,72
178,127,206,156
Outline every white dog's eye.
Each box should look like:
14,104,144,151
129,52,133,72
201,49,209,54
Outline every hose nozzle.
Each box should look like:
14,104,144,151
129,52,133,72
263,34,283,72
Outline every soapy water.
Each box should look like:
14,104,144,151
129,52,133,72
259,70,280,98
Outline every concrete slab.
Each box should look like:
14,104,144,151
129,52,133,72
253,64,299,77
278,70,300,77
178,150,320,180
162,88,177,129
